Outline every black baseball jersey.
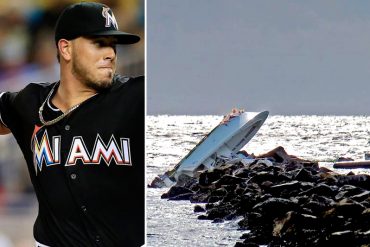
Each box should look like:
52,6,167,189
0,75,144,246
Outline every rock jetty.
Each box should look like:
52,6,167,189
160,146,370,247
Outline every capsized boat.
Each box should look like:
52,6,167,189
151,109,269,187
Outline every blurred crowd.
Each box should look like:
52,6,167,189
0,0,144,245
0,0,144,90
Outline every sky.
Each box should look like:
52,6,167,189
147,1,370,115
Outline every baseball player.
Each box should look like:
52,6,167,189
0,2,144,246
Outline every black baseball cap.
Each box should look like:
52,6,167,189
55,2,140,45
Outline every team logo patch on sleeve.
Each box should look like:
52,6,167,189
31,127,132,174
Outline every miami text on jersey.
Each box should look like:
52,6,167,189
32,129,132,174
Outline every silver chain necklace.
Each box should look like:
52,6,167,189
38,83,81,126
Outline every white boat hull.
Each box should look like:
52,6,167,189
173,111,269,179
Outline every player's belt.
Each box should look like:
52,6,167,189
35,240,50,247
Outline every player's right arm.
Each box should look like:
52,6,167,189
0,123,11,135
0,91,16,135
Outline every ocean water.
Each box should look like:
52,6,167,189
146,115,370,247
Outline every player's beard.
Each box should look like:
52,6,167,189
71,54,115,92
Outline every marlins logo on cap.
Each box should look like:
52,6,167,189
102,7,118,30
54,2,140,45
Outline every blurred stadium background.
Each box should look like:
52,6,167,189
0,0,144,246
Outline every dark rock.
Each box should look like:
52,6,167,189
216,175,246,188
302,161,320,170
276,173,293,182
284,162,304,171
303,201,330,215
168,192,193,201
234,184,246,195
295,195,309,205
205,203,215,210
249,160,272,170
362,208,370,217
222,184,238,193
319,166,334,173
335,185,364,200
260,180,274,190
294,168,317,182
207,204,233,220
327,230,356,245
161,185,193,199
217,163,239,173
198,169,224,186
338,174,370,190
310,194,335,204
208,195,223,203
212,218,224,223
194,205,206,213
224,213,238,221
350,190,370,202
188,183,200,192
269,180,301,195
272,211,319,239
299,183,336,197
197,215,208,220
220,193,236,204
234,167,251,178
247,172,277,185
335,190,349,201
176,173,197,187
252,197,298,217
237,212,263,229
339,184,364,193
210,187,228,197
299,181,315,191
148,175,171,188
318,172,339,185
189,192,209,203
334,199,366,216
240,231,271,246
235,192,259,215
234,242,259,247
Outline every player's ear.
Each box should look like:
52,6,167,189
57,39,72,61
